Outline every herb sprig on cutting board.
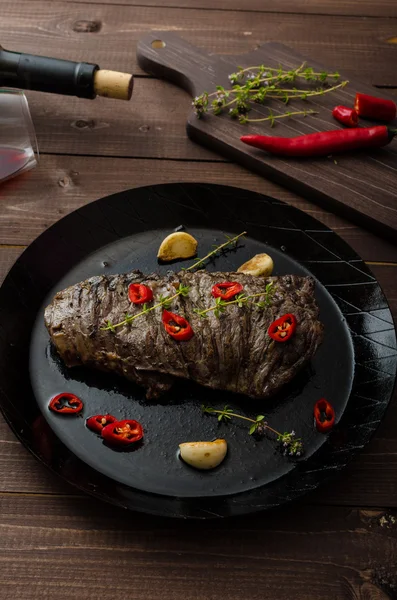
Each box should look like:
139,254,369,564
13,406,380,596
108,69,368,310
192,62,348,125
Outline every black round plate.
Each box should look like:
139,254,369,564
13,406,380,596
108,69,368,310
0,183,396,518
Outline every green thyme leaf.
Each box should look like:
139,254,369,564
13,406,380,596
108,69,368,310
105,320,116,333
177,283,190,297
159,294,172,310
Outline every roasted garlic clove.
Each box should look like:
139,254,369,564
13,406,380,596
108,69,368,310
157,232,198,262
179,439,227,470
237,253,274,277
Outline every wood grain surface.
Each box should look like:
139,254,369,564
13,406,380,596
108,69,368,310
1,2,396,84
0,495,397,600
60,0,397,18
17,84,396,161
1,155,397,263
1,1,397,598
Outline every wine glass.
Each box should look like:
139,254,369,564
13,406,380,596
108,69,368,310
0,89,39,183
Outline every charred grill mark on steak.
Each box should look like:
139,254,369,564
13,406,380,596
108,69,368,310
44,271,324,400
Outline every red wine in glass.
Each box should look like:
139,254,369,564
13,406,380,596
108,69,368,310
0,147,32,181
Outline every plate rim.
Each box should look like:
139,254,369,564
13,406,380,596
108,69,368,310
0,181,396,518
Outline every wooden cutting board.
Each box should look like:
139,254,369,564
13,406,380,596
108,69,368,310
137,32,397,243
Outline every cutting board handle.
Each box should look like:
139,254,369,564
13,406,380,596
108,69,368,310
137,34,307,100
137,31,218,98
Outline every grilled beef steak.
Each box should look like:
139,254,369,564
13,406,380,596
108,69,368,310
44,271,324,400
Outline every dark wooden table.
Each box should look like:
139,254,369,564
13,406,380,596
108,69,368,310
1,1,397,598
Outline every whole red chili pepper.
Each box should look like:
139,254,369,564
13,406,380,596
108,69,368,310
128,283,153,304
240,126,396,157
162,310,194,341
86,414,116,434
268,313,297,343
212,281,243,300
332,105,358,128
355,92,396,123
314,398,335,433
49,393,84,415
102,419,143,447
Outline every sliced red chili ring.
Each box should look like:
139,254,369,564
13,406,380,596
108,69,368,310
128,283,153,305
268,313,297,343
48,393,84,415
212,281,243,301
86,414,117,434
314,398,335,433
162,310,194,341
101,419,143,446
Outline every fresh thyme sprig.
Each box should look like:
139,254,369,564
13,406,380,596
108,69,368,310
192,61,348,124
236,108,317,126
202,405,304,457
184,231,246,272
101,283,190,332
254,281,275,308
227,62,340,85
193,281,275,318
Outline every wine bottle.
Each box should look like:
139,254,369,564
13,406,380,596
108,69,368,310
0,46,133,101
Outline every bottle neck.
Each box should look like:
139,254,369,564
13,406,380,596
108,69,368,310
0,47,99,99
